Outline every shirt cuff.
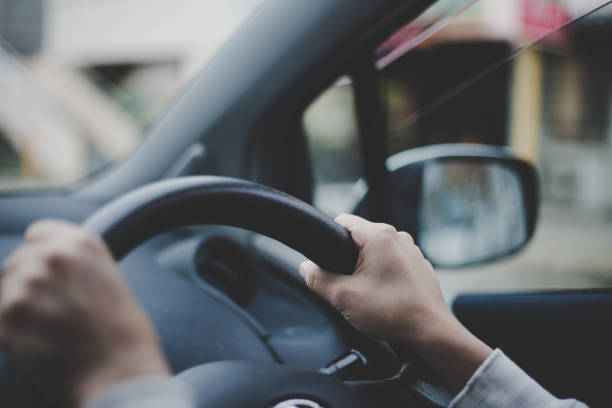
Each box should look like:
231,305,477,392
83,376,195,408
450,349,585,408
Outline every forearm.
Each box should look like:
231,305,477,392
450,349,588,408
405,315,493,392
83,376,195,408
406,321,589,407
299,215,589,408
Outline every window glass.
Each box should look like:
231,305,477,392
419,161,527,266
376,0,612,293
302,77,361,216
0,0,261,191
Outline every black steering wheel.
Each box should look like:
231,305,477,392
82,176,358,275
4,176,453,408
82,176,370,408
1,176,454,408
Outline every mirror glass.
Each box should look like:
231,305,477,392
418,160,527,267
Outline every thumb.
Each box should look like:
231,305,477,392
334,213,372,248
299,260,345,304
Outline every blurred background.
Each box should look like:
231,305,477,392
2,0,612,293
303,0,612,293
0,0,260,189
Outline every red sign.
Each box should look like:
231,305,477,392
522,0,571,45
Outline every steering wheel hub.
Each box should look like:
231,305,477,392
272,399,325,408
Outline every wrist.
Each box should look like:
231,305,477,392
401,314,493,391
396,309,463,350
75,346,170,406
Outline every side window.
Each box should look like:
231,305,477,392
374,0,612,293
380,41,511,155
376,0,511,155
302,77,362,216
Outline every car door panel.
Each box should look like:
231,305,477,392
453,291,612,407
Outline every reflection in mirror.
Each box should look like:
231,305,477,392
419,160,526,267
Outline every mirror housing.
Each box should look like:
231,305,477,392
352,144,539,268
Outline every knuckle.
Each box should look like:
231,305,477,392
24,219,64,242
25,272,49,290
44,248,68,265
43,245,78,269
375,224,398,243
329,286,353,310
378,224,397,235
23,222,44,242
399,231,414,243
74,231,100,249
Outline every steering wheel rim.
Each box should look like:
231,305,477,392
6,176,447,408
80,176,368,408
82,176,358,275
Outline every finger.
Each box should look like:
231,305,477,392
2,244,34,274
1,266,43,310
3,240,63,281
299,260,346,303
335,213,370,230
334,214,373,247
411,245,434,270
24,219,80,243
26,221,112,264
414,245,431,264
398,231,415,245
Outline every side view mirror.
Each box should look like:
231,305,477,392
353,144,539,268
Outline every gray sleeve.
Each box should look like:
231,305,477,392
450,349,588,408
82,376,195,408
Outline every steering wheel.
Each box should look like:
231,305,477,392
79,176,453,408
82,176,358,275
80,176,369,408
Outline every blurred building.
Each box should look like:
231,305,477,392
2,0,612,217
377,0,612,213
0,0,259,188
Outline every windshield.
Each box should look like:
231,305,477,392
0,0,261,191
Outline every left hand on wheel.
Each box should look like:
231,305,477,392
0,219,169,406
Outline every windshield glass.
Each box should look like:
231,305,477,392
0,0,261,191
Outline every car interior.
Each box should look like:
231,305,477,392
1,0,611,407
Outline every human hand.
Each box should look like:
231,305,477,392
0,219,169,406
300,213,452,345
299,214,492,390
